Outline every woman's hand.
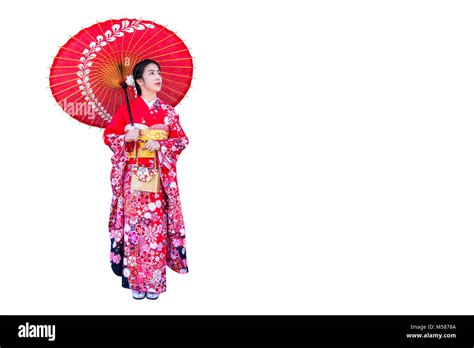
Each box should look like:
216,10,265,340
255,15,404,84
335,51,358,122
125,127,140,142
143,140,161,151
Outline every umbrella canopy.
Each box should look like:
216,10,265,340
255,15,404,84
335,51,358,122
49,18,194,128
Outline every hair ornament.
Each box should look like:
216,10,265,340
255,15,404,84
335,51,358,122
125,74,136,87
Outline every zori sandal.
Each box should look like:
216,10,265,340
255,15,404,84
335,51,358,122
132,290,146,300
146,291,160,300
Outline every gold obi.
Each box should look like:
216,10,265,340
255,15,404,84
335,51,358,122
128,129,169,158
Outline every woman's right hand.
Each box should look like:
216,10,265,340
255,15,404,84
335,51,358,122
125,127,140,142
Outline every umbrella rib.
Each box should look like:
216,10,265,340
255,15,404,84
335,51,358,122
130,25,167,57
90,82,114,113
82,82,112,125
67,34,92,51
64,93,96,124
124,20,148,60
95,18,132,83
90,99,109,127
156,57,193,63
77,111,94,127
84,84,113,125
79,27,123,68
62,93,88,108
161,84,187,97
93,65,125,87
124,23,162,75
52,74,110,110
161,77,192,89
128,56,142,74
61,93,89,112
50,72,80,79
120,21,126,71
101,84,115,118
95,20,122,65
93,81,116,106
111,84,121,121
97,19,124,65
58,45,121,68
49,77,81,89
101,86,120,128
159,65,194,69
52,56,81,63
159,79,193,87
49,65,82,69
161,71,195,79
58,46,89,55
88,83,107,104
150,48,192,61
124,19,141,62
141,40,184,58
158,89,178,102
106,18,125,76
53,89,83,106
138,33,176,57
68,34,100,56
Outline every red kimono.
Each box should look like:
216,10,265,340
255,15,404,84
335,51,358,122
103,96,189,294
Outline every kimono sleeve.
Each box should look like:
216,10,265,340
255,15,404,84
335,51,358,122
103,105,127,147
158,108,189,164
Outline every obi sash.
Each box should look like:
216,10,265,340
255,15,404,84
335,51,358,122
127,128,169,161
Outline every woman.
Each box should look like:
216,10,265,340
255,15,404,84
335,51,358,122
103,59,190,300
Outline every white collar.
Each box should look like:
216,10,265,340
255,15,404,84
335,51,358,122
141,96,158,109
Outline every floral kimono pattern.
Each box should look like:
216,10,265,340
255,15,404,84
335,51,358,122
105,101,189,294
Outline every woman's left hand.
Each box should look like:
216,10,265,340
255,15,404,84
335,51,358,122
143,140,160,151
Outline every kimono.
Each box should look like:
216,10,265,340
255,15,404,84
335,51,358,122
103,96,189,294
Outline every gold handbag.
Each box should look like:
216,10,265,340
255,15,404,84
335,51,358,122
130,141,160,193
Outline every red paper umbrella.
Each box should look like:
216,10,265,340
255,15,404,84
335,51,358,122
49,18,194,128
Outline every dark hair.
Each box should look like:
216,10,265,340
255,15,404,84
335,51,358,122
132,59,161,96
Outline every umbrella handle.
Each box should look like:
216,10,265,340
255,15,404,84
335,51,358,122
121,82,134,126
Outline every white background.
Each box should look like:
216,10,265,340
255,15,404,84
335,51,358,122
0,0,473,314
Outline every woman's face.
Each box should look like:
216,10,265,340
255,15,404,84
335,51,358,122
137,63,162,94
